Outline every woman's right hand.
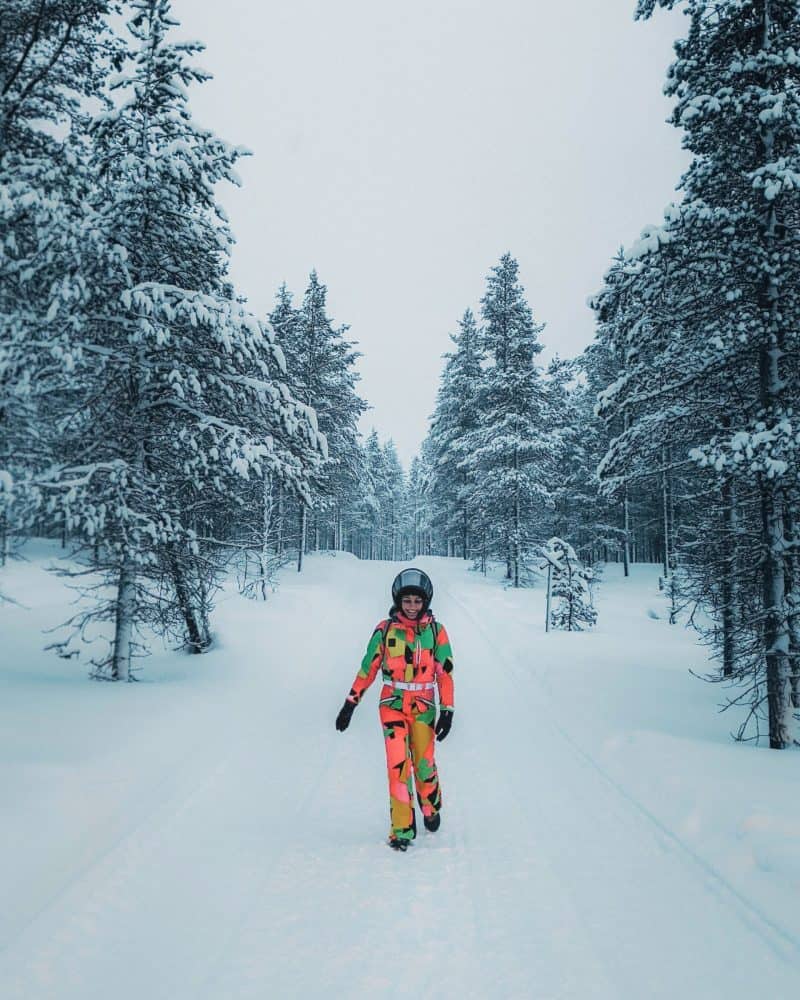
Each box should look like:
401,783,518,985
335,700,356,732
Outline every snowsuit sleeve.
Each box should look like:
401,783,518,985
433,621,455,710
346,622,386,705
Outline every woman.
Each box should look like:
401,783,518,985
335,568,455,851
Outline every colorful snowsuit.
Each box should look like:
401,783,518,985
347,611,454,842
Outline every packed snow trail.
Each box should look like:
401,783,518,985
0,552,797,999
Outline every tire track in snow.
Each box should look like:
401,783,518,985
194,567,497,1000
0,588,355,1000
0,683,251,957
0,702,286,1000
5,556,793,998
441,575,800,970
432,572,624,999
189,730,353,998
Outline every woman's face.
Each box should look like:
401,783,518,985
400,594,424,619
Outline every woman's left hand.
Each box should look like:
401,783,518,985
435,709,453,741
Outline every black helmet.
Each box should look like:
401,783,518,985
392,568,433,610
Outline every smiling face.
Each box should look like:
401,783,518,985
400,594,424,619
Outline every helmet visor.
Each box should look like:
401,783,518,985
392,568,433,605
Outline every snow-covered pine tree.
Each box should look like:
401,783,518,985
270,272,366,564
579,330,637,571
427,308,485,559
592,220,765,681
415,435,439,558
543,537,597,632
538,355,614,570
381,439,405,561
351,429,383,560
543,358,580,539
40,1,322,678
225,282,321,598
406,455,426,557
592,237,698,576
629,0,800,747
466,254,554,587
369,432,394,560
0,2,118,556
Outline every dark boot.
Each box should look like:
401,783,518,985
423,812,441,832
388,837,409,851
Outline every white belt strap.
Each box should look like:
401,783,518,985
382,679,435,692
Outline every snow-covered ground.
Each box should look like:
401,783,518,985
1,545,798,999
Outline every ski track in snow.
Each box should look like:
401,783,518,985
442,581,800,969
0,554,797,999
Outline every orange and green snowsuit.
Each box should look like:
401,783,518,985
346,611,454,843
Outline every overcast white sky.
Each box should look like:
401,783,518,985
170,0,689,467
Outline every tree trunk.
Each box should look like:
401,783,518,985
276,485,284,559
111,559,136,681
623,486,631,578
661,450,670,581
170,548,205,652
259,472,273,600
757,41,793,747
761,478,792,748
784,497,800,709
513,445,520,588
567,561,575,632
297,505,306,573
545,563,552,632
720,476,738,678
623,409,631,576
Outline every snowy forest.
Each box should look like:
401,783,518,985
4,3,800,997
2,0,799,751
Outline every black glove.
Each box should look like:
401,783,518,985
435,708,453,742
335,699,356,732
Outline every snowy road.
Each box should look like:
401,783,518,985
1,553,797,999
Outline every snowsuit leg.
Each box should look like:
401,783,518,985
409,695,441,818
380,690,441,841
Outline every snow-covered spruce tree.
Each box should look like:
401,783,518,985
406,455,426,556
350,429,382,559
223,282,319,599
344,429,413,561
543,537,597,632
381,439,406,561
367,430,393,559
405,442,444,559
465,254,554,587
631,0,800,747
0,2,118,555
592,226,766,676
415,435,439,558
427,308,485,559
394,453,420,560
591,240,696,579
270,272,366,566
542,356,605,562
41,1,322,678
579,330,641,572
